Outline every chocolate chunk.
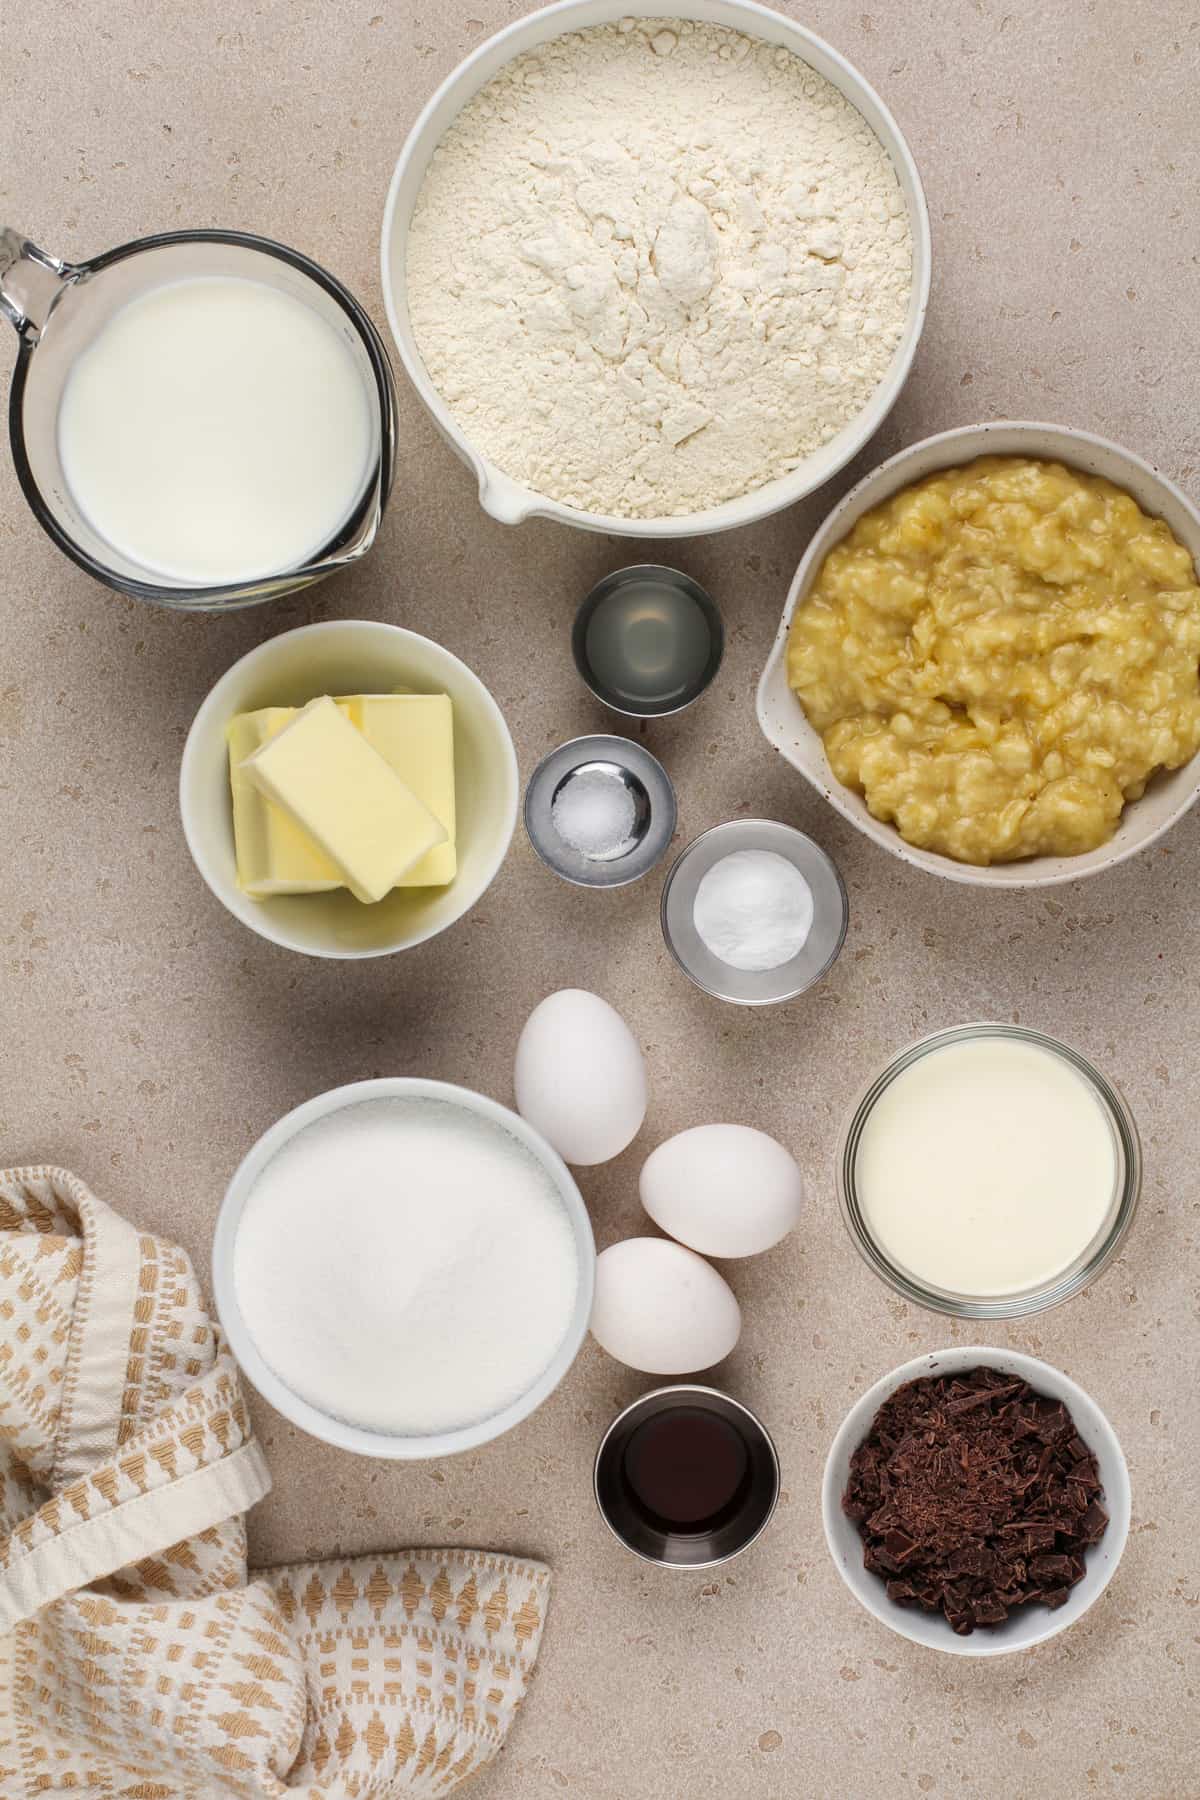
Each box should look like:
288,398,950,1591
1029,1554,1075,1581
945,1380,1022,1415
1079,1500,1110,1543
946,1545,996,1578
842,1366,1108,1635
883,1528,919,1564
1031,1400,1070,1443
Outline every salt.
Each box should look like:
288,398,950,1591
552,768,638,859
693,849,814,972
233,1097,579,1436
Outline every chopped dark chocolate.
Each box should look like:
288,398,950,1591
843,1365,1109,1635
1028,1553,1075,1581
883,1528,919,1563
1079,1500,1110,1543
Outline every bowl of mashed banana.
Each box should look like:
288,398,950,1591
757,422,1200,887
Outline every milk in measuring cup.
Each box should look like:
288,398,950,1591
56,275,375,585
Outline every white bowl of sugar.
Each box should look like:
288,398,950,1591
212,1078,595,1459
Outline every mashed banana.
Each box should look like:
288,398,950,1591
786,456,1200,864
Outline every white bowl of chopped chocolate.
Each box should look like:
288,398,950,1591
822,1348,1131,1656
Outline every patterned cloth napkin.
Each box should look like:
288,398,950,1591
0,1165,550,1797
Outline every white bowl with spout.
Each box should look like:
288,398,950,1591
380,0,930,537
757,421,1200,887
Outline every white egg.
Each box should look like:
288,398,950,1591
639,1123,803,1258
590,1238,742,1374
514,989,646,1166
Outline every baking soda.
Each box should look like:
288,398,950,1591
693,849,814,972
233,1097,579,1435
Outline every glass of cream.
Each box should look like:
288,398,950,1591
837,1023,1141,1319
2,225,395,609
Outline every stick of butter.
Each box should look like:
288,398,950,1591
227,709,343,897
240,696,447,904
337,694,456,888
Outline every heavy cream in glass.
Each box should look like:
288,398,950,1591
855,1035,1118,1296
56,275,375,585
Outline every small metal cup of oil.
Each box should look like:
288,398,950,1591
573,565,723,718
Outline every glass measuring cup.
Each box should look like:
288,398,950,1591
1,226,396,610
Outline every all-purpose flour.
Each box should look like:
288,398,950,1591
233,1098,579,1435
407,18,912,518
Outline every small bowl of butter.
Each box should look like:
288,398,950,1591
180,619,518,956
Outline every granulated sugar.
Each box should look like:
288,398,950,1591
233,1097,580,1435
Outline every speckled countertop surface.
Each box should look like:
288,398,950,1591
2,2,1198,1794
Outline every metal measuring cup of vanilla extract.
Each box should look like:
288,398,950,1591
594,1385,780,1568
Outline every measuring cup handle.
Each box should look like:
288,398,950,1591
0,229,71,340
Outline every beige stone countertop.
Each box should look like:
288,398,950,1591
2,2,1198,1795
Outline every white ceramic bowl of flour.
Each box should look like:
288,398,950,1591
213,1079,595,1459
380,0,930,536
